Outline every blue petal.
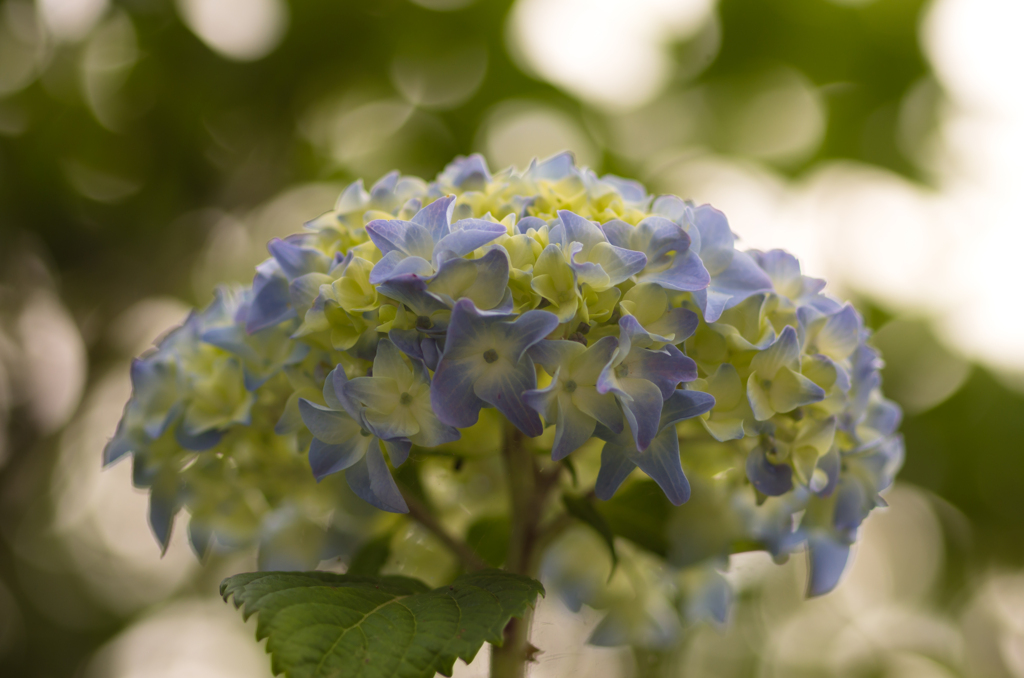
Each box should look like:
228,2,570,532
516,216,547,234
528,339,584,374
298,398,364,444
376,275,449,316
434,219,507,261
640,249,710,292
334,178,369,213
685,570,732,625
865,398,902,437
369,250,435,284
697,252,774,323
600,174,647,204
806,535,850,597
149,486,180,553
660,389,716,426
525,152,577,181
595,441,637,501
267,237,331,280
366,219,434,260
103,418,141,466
245,274,295,333
370,170,399,201
430,354,486,429
599,219,633,249
345,444,409,513
651,194,689,223
632,426,690,505
521,376,558,422
552,394,598,461
410,194,455,242
428,248,510,311
473,354,544,437
440,153,491,188
308,436,369,480
175,423,223,451
382,438,412,467
615,377,663,451
555,210,606,252
745,447,794,496
630,344,698,398
816,448,841,497
692,205,735,275
507,309,560,363
833,480,868,533
187,518,213,560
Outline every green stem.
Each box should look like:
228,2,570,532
490,422,561,678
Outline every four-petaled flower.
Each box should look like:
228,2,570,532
430,299,559,436
523,336,623,460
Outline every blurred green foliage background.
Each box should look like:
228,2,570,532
1,0,1022,676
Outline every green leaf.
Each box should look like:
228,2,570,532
596,480,672,557
562,493,618,577
221,569,544,678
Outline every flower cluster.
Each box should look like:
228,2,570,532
106,153,902,638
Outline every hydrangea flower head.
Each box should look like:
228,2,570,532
105,152,902,645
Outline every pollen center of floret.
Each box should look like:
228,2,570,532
360,428,372,437
400,392,413,405
483,349,499,364
416,315,433,330
564,379,577,393
615,364,629,378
